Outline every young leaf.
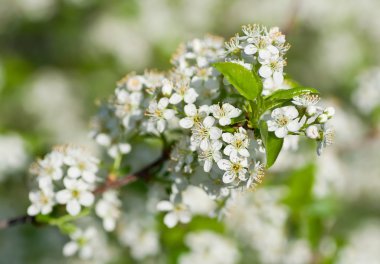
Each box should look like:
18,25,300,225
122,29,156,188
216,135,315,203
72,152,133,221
259,121,284,168
213,62,262,100
264,87,319,101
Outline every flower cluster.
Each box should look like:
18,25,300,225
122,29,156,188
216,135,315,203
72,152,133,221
28,145,98,216
265,94,335,155
22,24,335,260
225,24,291,95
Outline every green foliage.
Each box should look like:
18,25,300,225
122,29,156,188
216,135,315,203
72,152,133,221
213,62,262,100
259,121,284,168
263,87,319,112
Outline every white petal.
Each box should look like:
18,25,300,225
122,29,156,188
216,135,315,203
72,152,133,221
217,159,231,171
163,109,175,120
259,65,273,78
164,212,178,228
223,145,234,156
203,116,215,128
157,201,174,211
222,133,233,143
267,120,278,132
184,104,197,117
259,49,271,60
239,148,250,157
219,117,231,126
82,171,96,183
169,93,182,105
209,127,222,140
273,71,284,84
275,127,288,138
178,211,192,224
244,44,257,55
184,89,198,104
68,167,81,178
63,241,78,257
79,192,95,207
157,119,166,133
179,117,194,129
158,97,169,109
27,205,40,216
96,133,111,146
119,143,131,154
56,190,71,204
287,120,300,132
104,218,116,232
203,160,213,172
223,171,235,184
285,106,299,119
200,139,210,151
67,200,81,216
228,108,241,118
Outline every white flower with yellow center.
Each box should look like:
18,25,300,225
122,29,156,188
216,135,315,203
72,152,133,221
190,116,222,150
222,127,250,159
27,188,55,216
145,97,176,133
217,156,248,184
198,140,223,172
267,106,300,138
56,178,94,216
63,227,97,259
34,151,64,188
64,150,99,184
209,103,242,126
179,104,209,129
95,190,121,232
156,200,192,228
126,75,144,92
169,78,198,105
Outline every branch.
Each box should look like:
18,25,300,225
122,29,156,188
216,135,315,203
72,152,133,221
0,149,170,230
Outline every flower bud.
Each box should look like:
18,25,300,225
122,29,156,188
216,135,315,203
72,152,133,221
96,133,111,146
306,106,317,116
324,107,335,118
305,125,320,139
317,114,328,123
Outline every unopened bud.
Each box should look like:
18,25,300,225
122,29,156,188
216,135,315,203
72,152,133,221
317,114,328,123
306,106,317,116
324,107,335,118
305,125,320,139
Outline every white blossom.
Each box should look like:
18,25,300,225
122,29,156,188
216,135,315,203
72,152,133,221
179,231,240,264
209,103,241,126
169,77,198,105
56,178,94,216
95,191,121,232
222,127,250,159
267,106,300,138
63,148,99,183
63,227,97,259
145,97,176,133
156,199,192,228
217,156,248,184
27,189,55,216
198,140,223,172
190,116,222,150
179,104,209,129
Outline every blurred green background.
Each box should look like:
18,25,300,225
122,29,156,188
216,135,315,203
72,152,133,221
1,0,380,263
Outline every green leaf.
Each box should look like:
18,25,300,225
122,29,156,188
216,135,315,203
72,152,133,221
259,121,284,168
213,62,262,100
264,87,319,101
282,163,316,209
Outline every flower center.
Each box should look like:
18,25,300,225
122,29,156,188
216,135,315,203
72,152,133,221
276,115,289,126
